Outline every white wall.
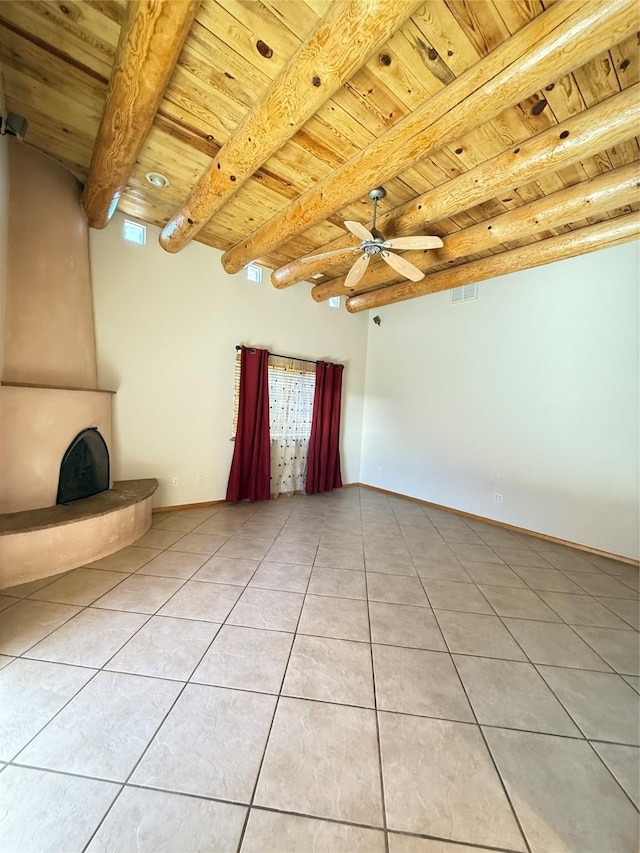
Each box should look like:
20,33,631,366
0,74,9,378
360,241,640,559
91,213,368,507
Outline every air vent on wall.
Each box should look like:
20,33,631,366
451,283,478,303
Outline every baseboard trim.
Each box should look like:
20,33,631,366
152,499,227,514
353,483,639,567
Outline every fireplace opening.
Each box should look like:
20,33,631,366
56,428,110,504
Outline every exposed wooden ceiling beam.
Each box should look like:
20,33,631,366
274,83,640,290
221,0,637,274
345,213,640,312
159,0,421,253
313,162,640,300
82,0,200,229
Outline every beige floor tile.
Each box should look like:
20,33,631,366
369,601,446,650
379,712,525,849
87,786,246,853
591,742,639,808
241,809,386,853
0,766,119,853
0,595,20,611
0,658,95,760
454,656,580,736
462,562,527,588
278,527,323,546
449,543,503,565
365,551,417,576
93,574,184,614
151,515,203,532
131,684,276,801
405,543,459,567
623,674,640,693
283,634,374,707
215,536,273,560
254,697,383,825
423,579,494,614
389,833,505,853
27,568,127,606
438,527,485,546
158,580,242,622
541,550,600,573
105,616,220,680
374,645,473,721
87,546,161,572
485,727,639,853
572,625,639,675
0,600,82,655
264,540,317,564
1,572,68,598
168,532,228,555
490,546,551,568
192,555,260,585
249,561,312,593
595,597,639,630
315,545,365,571
413,559,472,583
436,611,527,660
192,625,292,693
0,655,14,669
537,667,639,745
367,573,429,607
298,594,370,642
512,566,585,593
319,531,364,551
564,571,638,599
137,550,209,579
133,528,185,549
478,586,562,622
18,671,181,780
502,619,613,671
23,608,148,668
538,591,631,629
227,587,304,631
193,518,246,536
308,566,367,600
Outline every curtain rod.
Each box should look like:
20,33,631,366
235,345,320,366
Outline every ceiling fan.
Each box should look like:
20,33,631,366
299,187,443,287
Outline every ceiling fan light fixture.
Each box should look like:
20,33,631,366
145,171,170,188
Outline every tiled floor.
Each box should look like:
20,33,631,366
1,487,638,852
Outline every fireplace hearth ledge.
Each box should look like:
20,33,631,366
0,479,158,589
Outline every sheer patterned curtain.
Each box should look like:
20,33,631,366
268,355,315,497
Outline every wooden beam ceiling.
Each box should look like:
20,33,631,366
346,212,640,312
275,84,640,291
1,0,638,312
159,0,421,253
315,162,640,300
220,0,638,274
82,0,200,229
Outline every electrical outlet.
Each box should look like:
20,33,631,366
493,492,503,503
197,475,204,485
172,477,179,486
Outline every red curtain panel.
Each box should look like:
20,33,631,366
306,361,344,494
226,347,271,502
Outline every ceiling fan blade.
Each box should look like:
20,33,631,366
344,220,374,241
382,236,444,250
299,247,360,263
344,253,371,288
381,250,425,282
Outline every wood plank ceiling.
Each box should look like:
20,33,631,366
1,0,638,312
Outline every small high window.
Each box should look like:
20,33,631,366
246,263,262,283
328,296,341,309
123,220,146,245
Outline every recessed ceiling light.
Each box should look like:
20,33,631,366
145,171,170,188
